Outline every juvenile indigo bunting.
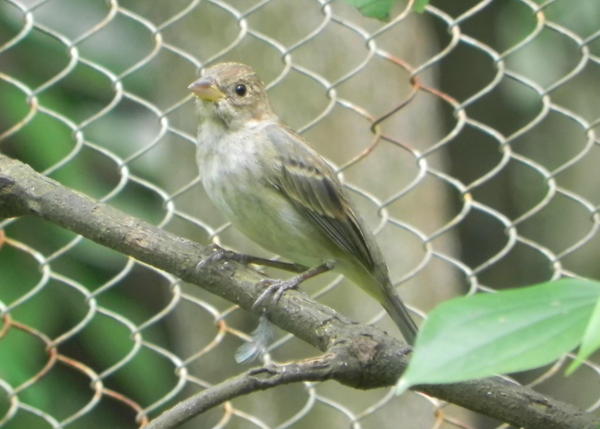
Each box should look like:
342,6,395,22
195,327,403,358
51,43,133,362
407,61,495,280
189,62,417,344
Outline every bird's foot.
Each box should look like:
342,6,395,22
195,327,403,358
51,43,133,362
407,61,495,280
252,260,335,309
253,277,301,309
195,244,240,271
196,244,308,273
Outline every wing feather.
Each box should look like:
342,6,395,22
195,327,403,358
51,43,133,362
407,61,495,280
265,124,376,272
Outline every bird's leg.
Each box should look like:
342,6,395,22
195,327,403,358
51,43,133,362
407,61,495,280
197,244,308,273
253,260,336,309
238,256,308,273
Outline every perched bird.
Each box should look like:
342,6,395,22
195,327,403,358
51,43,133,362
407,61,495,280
189,62,418,344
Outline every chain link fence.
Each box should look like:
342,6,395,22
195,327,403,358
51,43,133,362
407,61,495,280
1,0,599,428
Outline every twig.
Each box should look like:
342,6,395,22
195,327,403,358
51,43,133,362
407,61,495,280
146,353,339,429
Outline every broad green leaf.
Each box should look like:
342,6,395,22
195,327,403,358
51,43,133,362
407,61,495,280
343,0,399,21
566,295,600,374
396,279,600,394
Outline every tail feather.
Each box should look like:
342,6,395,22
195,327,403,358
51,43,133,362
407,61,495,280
340,259,418,344
380,288,418,345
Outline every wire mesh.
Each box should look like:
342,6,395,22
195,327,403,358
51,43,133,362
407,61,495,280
1,0,599,428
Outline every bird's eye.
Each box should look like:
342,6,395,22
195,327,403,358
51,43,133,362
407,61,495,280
234,83,247,97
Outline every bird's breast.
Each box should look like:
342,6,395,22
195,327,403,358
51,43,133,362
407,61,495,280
197,125,270,221
197,137,327,265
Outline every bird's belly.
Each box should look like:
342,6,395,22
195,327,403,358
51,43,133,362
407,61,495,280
204,171,332,267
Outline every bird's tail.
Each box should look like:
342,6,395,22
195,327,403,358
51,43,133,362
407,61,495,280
379,288,418,345
341,260,418,344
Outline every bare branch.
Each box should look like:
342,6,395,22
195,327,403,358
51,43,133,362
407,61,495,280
146,354,339,429
1,153,598,429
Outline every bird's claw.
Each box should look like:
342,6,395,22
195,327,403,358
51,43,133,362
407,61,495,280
196,244,233,271
252,277,300,310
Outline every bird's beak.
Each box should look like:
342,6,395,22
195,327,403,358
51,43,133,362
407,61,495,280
188,77,225,102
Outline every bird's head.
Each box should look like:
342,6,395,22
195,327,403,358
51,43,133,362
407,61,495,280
188,62,275,129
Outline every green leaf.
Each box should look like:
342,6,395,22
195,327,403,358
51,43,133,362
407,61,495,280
396,279,600,394
343,0,399,21
413,0,430,13
566,295,600,374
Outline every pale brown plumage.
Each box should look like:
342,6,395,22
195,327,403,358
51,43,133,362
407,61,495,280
190,62,418,344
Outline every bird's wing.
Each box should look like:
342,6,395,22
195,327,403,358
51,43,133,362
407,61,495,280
264,124,376,272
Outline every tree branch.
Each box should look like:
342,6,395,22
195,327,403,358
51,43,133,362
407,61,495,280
146,353,339,429
0,153,597,429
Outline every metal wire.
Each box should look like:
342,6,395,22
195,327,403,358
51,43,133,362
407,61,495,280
1,0,599,428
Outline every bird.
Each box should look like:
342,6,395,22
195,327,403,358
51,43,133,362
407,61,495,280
189,62,418,344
